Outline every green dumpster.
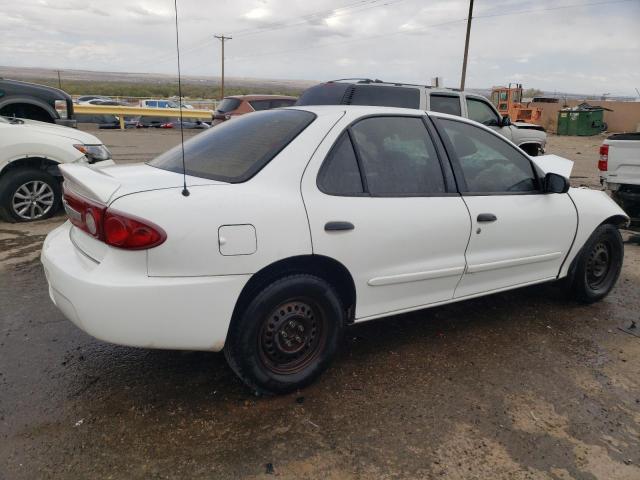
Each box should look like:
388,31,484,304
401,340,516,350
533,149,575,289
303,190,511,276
557,104,607,136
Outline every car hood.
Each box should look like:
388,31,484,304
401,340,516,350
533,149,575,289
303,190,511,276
531,154,574,178
4,118,104,145
513,121,545,131
60,162,225,204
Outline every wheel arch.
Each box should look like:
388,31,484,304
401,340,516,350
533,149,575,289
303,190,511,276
0,157,61,178
600,214,630,229
518,141,542,156
0,97,58,123
230,254,357,329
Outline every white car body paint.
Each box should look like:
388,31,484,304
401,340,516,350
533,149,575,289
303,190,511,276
0,117,107,170
41,106,628,352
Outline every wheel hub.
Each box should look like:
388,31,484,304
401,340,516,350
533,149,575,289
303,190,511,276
259,300,321,374
586,242,611,288
11,180,54,220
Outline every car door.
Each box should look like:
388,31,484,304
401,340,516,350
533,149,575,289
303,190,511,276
301,114,471,320
433,117,577,298
464,96,513,142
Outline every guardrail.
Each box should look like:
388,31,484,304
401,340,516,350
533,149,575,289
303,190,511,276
73,104,213,129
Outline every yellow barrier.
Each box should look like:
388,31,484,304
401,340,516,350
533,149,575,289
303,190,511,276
73,104,213,129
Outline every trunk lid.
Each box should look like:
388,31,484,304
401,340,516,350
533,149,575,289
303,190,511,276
60,162,226,204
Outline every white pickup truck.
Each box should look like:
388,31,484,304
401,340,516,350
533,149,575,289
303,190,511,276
599,132,640,222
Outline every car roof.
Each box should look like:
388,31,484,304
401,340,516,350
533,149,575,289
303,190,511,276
287,104,485,129
323,78,463,93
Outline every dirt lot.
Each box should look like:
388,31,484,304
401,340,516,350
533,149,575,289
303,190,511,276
1,129,639,479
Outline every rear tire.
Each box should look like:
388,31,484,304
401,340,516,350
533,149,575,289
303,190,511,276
568,224,624,303
224,274,345,395
0,168,61,222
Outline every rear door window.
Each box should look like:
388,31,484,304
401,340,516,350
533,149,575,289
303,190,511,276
350,116,445,195
270,99,296,108
149,110,316,183
249,100,271,111
429,94,462,116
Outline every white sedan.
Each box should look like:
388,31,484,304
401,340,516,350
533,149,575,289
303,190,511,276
41,106,628,394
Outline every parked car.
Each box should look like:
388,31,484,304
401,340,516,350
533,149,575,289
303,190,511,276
0,116,112,222
139,99,193,109
86,99,127,106
0,79,76,127
212,95,297,125
599,132,640,222
136,116,172,128
296,79,547,156
75,114,138,129
160,120,210,129
76,95,112,104
41,106,628,394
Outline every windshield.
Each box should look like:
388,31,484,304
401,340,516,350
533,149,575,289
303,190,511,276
216,98,242,113
148,109,316,183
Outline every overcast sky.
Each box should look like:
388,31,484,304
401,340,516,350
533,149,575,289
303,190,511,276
2,0,639,95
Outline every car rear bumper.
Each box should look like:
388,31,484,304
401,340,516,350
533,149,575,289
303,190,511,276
41,222,249,351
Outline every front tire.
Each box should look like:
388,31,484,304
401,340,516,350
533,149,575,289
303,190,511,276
0,169,61,222
224,274,345,395
569,224,624,303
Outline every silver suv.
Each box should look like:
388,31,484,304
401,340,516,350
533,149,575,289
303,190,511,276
296,79,547,156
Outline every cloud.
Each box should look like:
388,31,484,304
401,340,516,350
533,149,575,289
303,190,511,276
0,0,638,95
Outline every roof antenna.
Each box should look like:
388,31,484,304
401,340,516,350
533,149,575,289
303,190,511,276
173,0,189,197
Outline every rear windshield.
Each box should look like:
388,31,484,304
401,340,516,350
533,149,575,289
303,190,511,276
216,98,242,113
148,109,316,183
296,83,351,105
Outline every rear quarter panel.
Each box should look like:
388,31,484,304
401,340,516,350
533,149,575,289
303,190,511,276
110,109,346,277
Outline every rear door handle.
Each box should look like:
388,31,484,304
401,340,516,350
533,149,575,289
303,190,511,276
325,221,355,231
477,213,497,222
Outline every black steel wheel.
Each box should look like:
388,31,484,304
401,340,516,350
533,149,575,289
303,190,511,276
258,298,327,375
570,224,623,303
224,274,345,395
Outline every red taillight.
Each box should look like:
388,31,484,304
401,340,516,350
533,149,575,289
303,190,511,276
63,189,166,250
598,144,609,171
103,210,166,249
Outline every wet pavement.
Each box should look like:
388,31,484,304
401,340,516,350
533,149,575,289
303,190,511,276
1,131,639,479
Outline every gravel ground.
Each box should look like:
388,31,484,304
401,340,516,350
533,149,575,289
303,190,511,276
1,128,638,479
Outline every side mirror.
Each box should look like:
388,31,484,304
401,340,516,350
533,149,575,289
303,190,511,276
501,115,511,127
544,172,570,194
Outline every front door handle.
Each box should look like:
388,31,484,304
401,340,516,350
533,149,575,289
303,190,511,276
477,213,497,222
325,221,354,231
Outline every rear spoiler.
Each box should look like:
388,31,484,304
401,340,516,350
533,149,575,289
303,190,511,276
59,163,121,204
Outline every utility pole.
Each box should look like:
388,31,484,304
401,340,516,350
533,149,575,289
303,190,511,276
214,35,232,99
56,70,62,89
459,0,474,91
